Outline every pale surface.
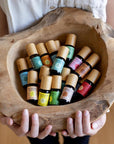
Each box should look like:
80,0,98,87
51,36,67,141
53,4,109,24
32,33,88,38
0,5,114,144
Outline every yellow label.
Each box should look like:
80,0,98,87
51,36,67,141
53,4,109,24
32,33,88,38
27,86,38,100
38,92,50,106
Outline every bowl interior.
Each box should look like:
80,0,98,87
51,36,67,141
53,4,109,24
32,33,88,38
7,23,108,101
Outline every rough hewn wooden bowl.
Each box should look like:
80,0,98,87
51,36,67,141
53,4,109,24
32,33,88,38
0,8,114,132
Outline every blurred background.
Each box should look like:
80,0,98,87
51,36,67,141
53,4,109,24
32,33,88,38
0,0,114,143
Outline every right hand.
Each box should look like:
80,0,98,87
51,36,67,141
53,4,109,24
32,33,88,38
0,109,55,139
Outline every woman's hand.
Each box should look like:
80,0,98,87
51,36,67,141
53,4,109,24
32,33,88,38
0,109,53,139
62,110,106,138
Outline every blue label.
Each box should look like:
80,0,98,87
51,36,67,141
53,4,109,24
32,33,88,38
31,56,42,70
51,54,57,62
66,46,75,59
51,58,65,73
20,71,28,86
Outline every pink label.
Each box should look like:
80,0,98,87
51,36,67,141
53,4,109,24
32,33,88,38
77,81,92,97
60,87,74,102
69,57,82,70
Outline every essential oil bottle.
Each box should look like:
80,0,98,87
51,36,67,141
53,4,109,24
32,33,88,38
55,40,60,50
16,58,28,88
26,43,43,71
69,46,92,71
26,56,33,71
51,46,69,75
45,40,58,62
27,70,38,105
59,73,78,105
76,69,101,101
49,75,62,105
38,76,52,106
65,34,77,65
75,53,100,79
61,67,71,92
38,65,50,88
36,43,52,67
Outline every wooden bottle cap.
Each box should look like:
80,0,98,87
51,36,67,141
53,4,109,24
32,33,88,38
87,69,101,84
52,75,62,89
26,43,38,56
78,46,92,59
65,34,77,47
45,40,57,54
39,65,50,80
36,43,47,56
16,58,28,72
40,76,52,90
55,40,60,50
28,70,38,84
57,46,69,60
26,57,33,69
66,73,78,88
61,67,71,81
86,53,100,68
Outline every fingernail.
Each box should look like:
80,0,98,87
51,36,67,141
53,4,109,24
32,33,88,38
92,122,98,129
84,110,89,116
69,118,72,124
33,113,38,120
76,111,82,118
23,109,28,115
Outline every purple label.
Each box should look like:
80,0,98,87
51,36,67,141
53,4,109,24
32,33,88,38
69,57,82,70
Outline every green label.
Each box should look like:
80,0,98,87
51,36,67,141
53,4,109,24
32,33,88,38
49,91,60,105
51,58,65,73
66,46,75,59
31,56,42,70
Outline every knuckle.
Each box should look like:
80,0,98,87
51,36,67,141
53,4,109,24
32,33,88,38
20,127,28,134
75,132,82,137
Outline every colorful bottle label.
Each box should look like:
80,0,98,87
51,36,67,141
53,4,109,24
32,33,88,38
38,91,50,106
60,87,74,102
61,81,65,92
66,46,75,59
27,86,38,100
20,71,28,86
69,56,82,70
77,81,92,97
75,63,91,78
31,56,43,70
51,58,65,74
49,90,60,105
41,55,52,67
51,54,57,62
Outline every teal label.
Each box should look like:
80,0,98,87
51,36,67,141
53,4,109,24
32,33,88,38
66,46,75,59
51,58,65,73
49,90,60,105
20,71,28,86
51,54,57,62
31,56,42,70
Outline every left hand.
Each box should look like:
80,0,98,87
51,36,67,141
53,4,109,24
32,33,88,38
62,110,106,138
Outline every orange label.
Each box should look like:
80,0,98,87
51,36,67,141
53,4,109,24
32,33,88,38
41,55,52,67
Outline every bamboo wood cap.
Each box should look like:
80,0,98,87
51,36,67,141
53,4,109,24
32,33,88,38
28,70,38,84
57,46,69,60
66,73,78,88
87,69,101,84
55,40,60,50
45,40,57,53
61,67,71,81
26,43,38,56
26,57,33,69
78,46,92,59
52,75,62,89
86,53,100,67
36,43,47,56
39,65,50,80
65,34,77,47
16,58,28,72
40,76,52,90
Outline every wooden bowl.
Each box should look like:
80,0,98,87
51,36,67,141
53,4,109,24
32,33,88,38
0,8,114,132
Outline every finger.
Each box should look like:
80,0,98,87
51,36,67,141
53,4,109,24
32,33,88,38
82,110,91,135
61,130,69,137
75,111,83,137
67,118,76,138
0,116,13,126
27,113,39,138
38,125,52,139
50,132,56,137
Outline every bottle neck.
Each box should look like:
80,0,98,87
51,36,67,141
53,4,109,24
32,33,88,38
30,54,39,59
39,89,50,93
65,84,75,90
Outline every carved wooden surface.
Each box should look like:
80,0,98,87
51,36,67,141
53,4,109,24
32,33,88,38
0,8,114,132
